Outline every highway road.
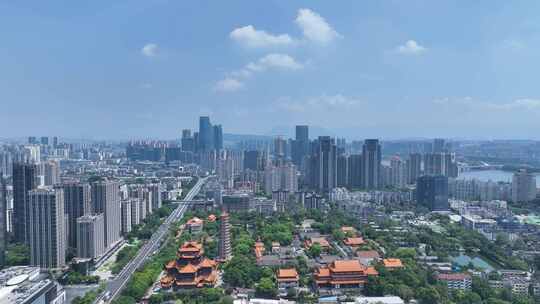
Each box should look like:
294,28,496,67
95,176,207,303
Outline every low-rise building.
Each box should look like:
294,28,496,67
0,266,66,304
314,260,378,292
186,217,204,234
276,268,299,291
354,296,405,304
344,237,365,247
437,273,472,291
305,237,330,250
382,258,404,270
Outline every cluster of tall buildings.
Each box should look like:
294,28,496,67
1,158,165,269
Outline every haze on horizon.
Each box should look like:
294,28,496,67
1,1,540,140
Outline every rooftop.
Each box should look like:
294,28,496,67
0,266,55,304
383,258,404,268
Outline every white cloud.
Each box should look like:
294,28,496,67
295,8,341,44
141,43,158,57
397,40,427,55
246,53,303,71
229,25,294,48
217,54,303,92
214,77,244,92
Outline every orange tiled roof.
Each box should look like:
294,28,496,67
344,237,365,246
366,266,379,275
383,258,404,268
207,214,217,222
179,263,198,273
278,268,299,279
199,258,216,268
308,237,330,248
254,241,265,259
316,267,331,277
330,260,366,273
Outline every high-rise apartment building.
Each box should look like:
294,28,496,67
347,154,363,189
91,180,121,248
148,184,162,210
390,156,407,188
292,125,309,166
407,153,422,184
63,182,92,249
264,163,298,194
417,175,449,211
181,129,195,152
433,138,446,153
243,150,262,171
512,170,537,203
129,198,141,227
76,214,105,259
28,188,66,269
213,125,223,151
337,155,348,187
121,200,132,235
308,136,337,192
362,139,381,190
41,161,60,186
13,162,37,243
218,212,232,262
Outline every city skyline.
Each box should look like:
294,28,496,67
2,1,540,139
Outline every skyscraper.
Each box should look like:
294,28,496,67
181,129,195,152
198,116,213,152
292,125,309,166
512,170,537,203
213,124,223,151
417,175,449,211
243,150,261,171
362,139,381,190
407,153,422,184
433,138,446,153
347,154,363,189
337,154,348,187
218,212,232,262
63,182,92,249
28,188,66,269
148,184,163,210
40,137,49,146
121,200,132,235
273,136,287,160
91,180,121,248
13,162,37,243
309,136,337,192
42,161,60,186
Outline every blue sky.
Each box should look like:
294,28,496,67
2,1,540,139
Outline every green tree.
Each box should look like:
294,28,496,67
416,286,441,304
255,277,277,299
308,243,322,258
